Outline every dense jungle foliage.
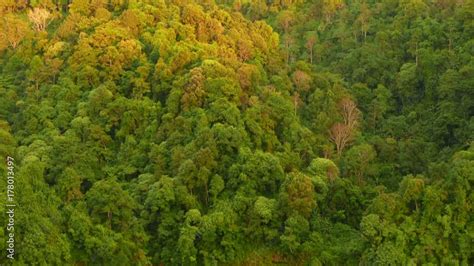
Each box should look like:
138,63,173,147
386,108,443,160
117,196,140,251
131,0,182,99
0,0,472,265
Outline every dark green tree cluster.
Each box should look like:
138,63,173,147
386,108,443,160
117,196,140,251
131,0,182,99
0,0,472,265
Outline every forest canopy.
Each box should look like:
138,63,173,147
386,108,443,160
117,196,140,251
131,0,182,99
0,0,472,265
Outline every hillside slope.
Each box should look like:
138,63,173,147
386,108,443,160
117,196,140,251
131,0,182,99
0,0,472,265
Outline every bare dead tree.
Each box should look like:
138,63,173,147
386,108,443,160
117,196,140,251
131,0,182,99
339,97,360,129
329,98,360,156
28,7,51,32
329,123,352,156
305,34,317,64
